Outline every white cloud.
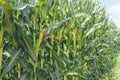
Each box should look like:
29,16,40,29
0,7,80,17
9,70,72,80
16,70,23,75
108,4,120,14
107,4,120,27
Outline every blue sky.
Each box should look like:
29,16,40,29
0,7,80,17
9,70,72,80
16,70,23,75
99,0,120,27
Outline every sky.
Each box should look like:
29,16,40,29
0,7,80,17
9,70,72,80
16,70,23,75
99,0,120,27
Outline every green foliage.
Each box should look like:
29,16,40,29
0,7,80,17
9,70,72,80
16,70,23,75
0,0,120,80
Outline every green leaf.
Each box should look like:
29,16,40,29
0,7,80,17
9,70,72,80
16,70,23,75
19,58,33,72
12,3,28,10
47,21,63,35
47,0,52,7
84,23,103,37
23,36,37,62
20,72,29,80
49,71,54,80
66,72,78,76
52,50,66,68
0,1,5,5
55,60,59,80
2,48,22,76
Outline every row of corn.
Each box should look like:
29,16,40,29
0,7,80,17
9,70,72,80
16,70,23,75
0,0,120,80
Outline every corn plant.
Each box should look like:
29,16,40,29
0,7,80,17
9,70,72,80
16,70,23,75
0,0,120,80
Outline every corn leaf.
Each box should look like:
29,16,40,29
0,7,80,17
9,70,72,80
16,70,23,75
2,48,22,76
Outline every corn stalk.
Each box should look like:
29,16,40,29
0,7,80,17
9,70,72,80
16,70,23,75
0,20,3,79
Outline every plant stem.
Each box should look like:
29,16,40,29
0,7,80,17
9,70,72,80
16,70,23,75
41,48,45,68
33,8,39,79
18,63,20,80
34,63,37,80
33,21,37,80
0,21,3,80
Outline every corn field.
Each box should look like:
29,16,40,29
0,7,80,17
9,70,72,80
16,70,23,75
0,0,120,80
